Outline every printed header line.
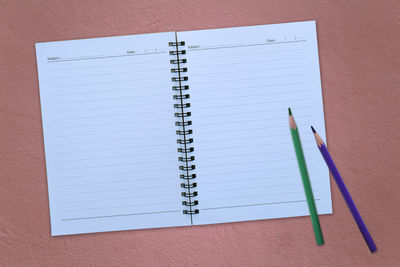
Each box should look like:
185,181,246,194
47,51,167,63
188,40,306,51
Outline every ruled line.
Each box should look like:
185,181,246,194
62,201,178,213
50,68,166,80
200,191,308,202
54,108,173,122
197,157,314,170
193,87,310,100
195,123,312,136
54,117,170,130
59,175,177,188
189,65,308,77
198,165,316,177
188,48,306,60
202,182,308,194
195,143,314,158
55,134,173,147
49,77,165,89
192,82,309,95
190,73,307,86
56,142,172,155
194,114,309,127
55,158,176,171
49,59,169,71
61,210,180,221
189,57,306,69
187,40,306,52
52,102,171,114
55,167,176,179
60,184,177,196
200,199,318,211
60,191,176,204
200,173,300,186
51,85,170,97
48,51,166,63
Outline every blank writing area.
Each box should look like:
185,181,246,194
179,21,331,225
36,32,186,235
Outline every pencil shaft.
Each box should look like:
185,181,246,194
290,128,324,245
319,144,377,252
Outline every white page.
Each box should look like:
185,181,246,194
36,32,189,235
178,21,332,225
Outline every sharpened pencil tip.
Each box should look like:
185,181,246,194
311,126,316,133
288,107,292,116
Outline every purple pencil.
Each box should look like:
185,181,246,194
311,126,377,253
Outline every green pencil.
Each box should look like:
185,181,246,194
288,108,324,246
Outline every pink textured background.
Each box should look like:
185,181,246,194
1,0,399,265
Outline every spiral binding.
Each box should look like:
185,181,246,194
169,40,199,216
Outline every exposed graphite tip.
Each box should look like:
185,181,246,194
311,126,316,133
288,107,292,115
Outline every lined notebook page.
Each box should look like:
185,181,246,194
36,32,188,235
178,21,332,225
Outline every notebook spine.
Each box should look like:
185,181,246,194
169,40,199,216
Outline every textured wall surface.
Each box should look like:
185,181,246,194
1,0,399,266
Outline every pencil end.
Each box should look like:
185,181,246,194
311,126,316,133
288,107,292,116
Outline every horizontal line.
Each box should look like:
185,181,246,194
190,65,308,77
56,141,172,154
50,68,166,80
60,191,175,204
193,90,311,103
49,59,168,71
202,182,303,194
195,114,309,128
190,74,307,86
60,184,176,196
51,85,170,97
193,89,310,103
59,175,176,187
53,101,170,114
199,156,308,169
62,201,178,212
190,57,306,69
55,134,173,147
199,165,316,177
53,117,170,130
202,182,319,195
61,210,180,221
49,77,165,89
193,102,311,119
48,51,166,63
201,199,319,211
196,141,313,155
56,149,174,162
54,128,172,138
201,191,307,202
55,158,176,171
199,149,312,162
192,101,312,115
54,108,172,122
195,123,312,136
196,132,293,144
188,48,305,60
55,166,176,179
195,104,311,115
200,173,299,186
188,40,306,51
189,82,309,94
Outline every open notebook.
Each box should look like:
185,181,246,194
36,20,331,236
